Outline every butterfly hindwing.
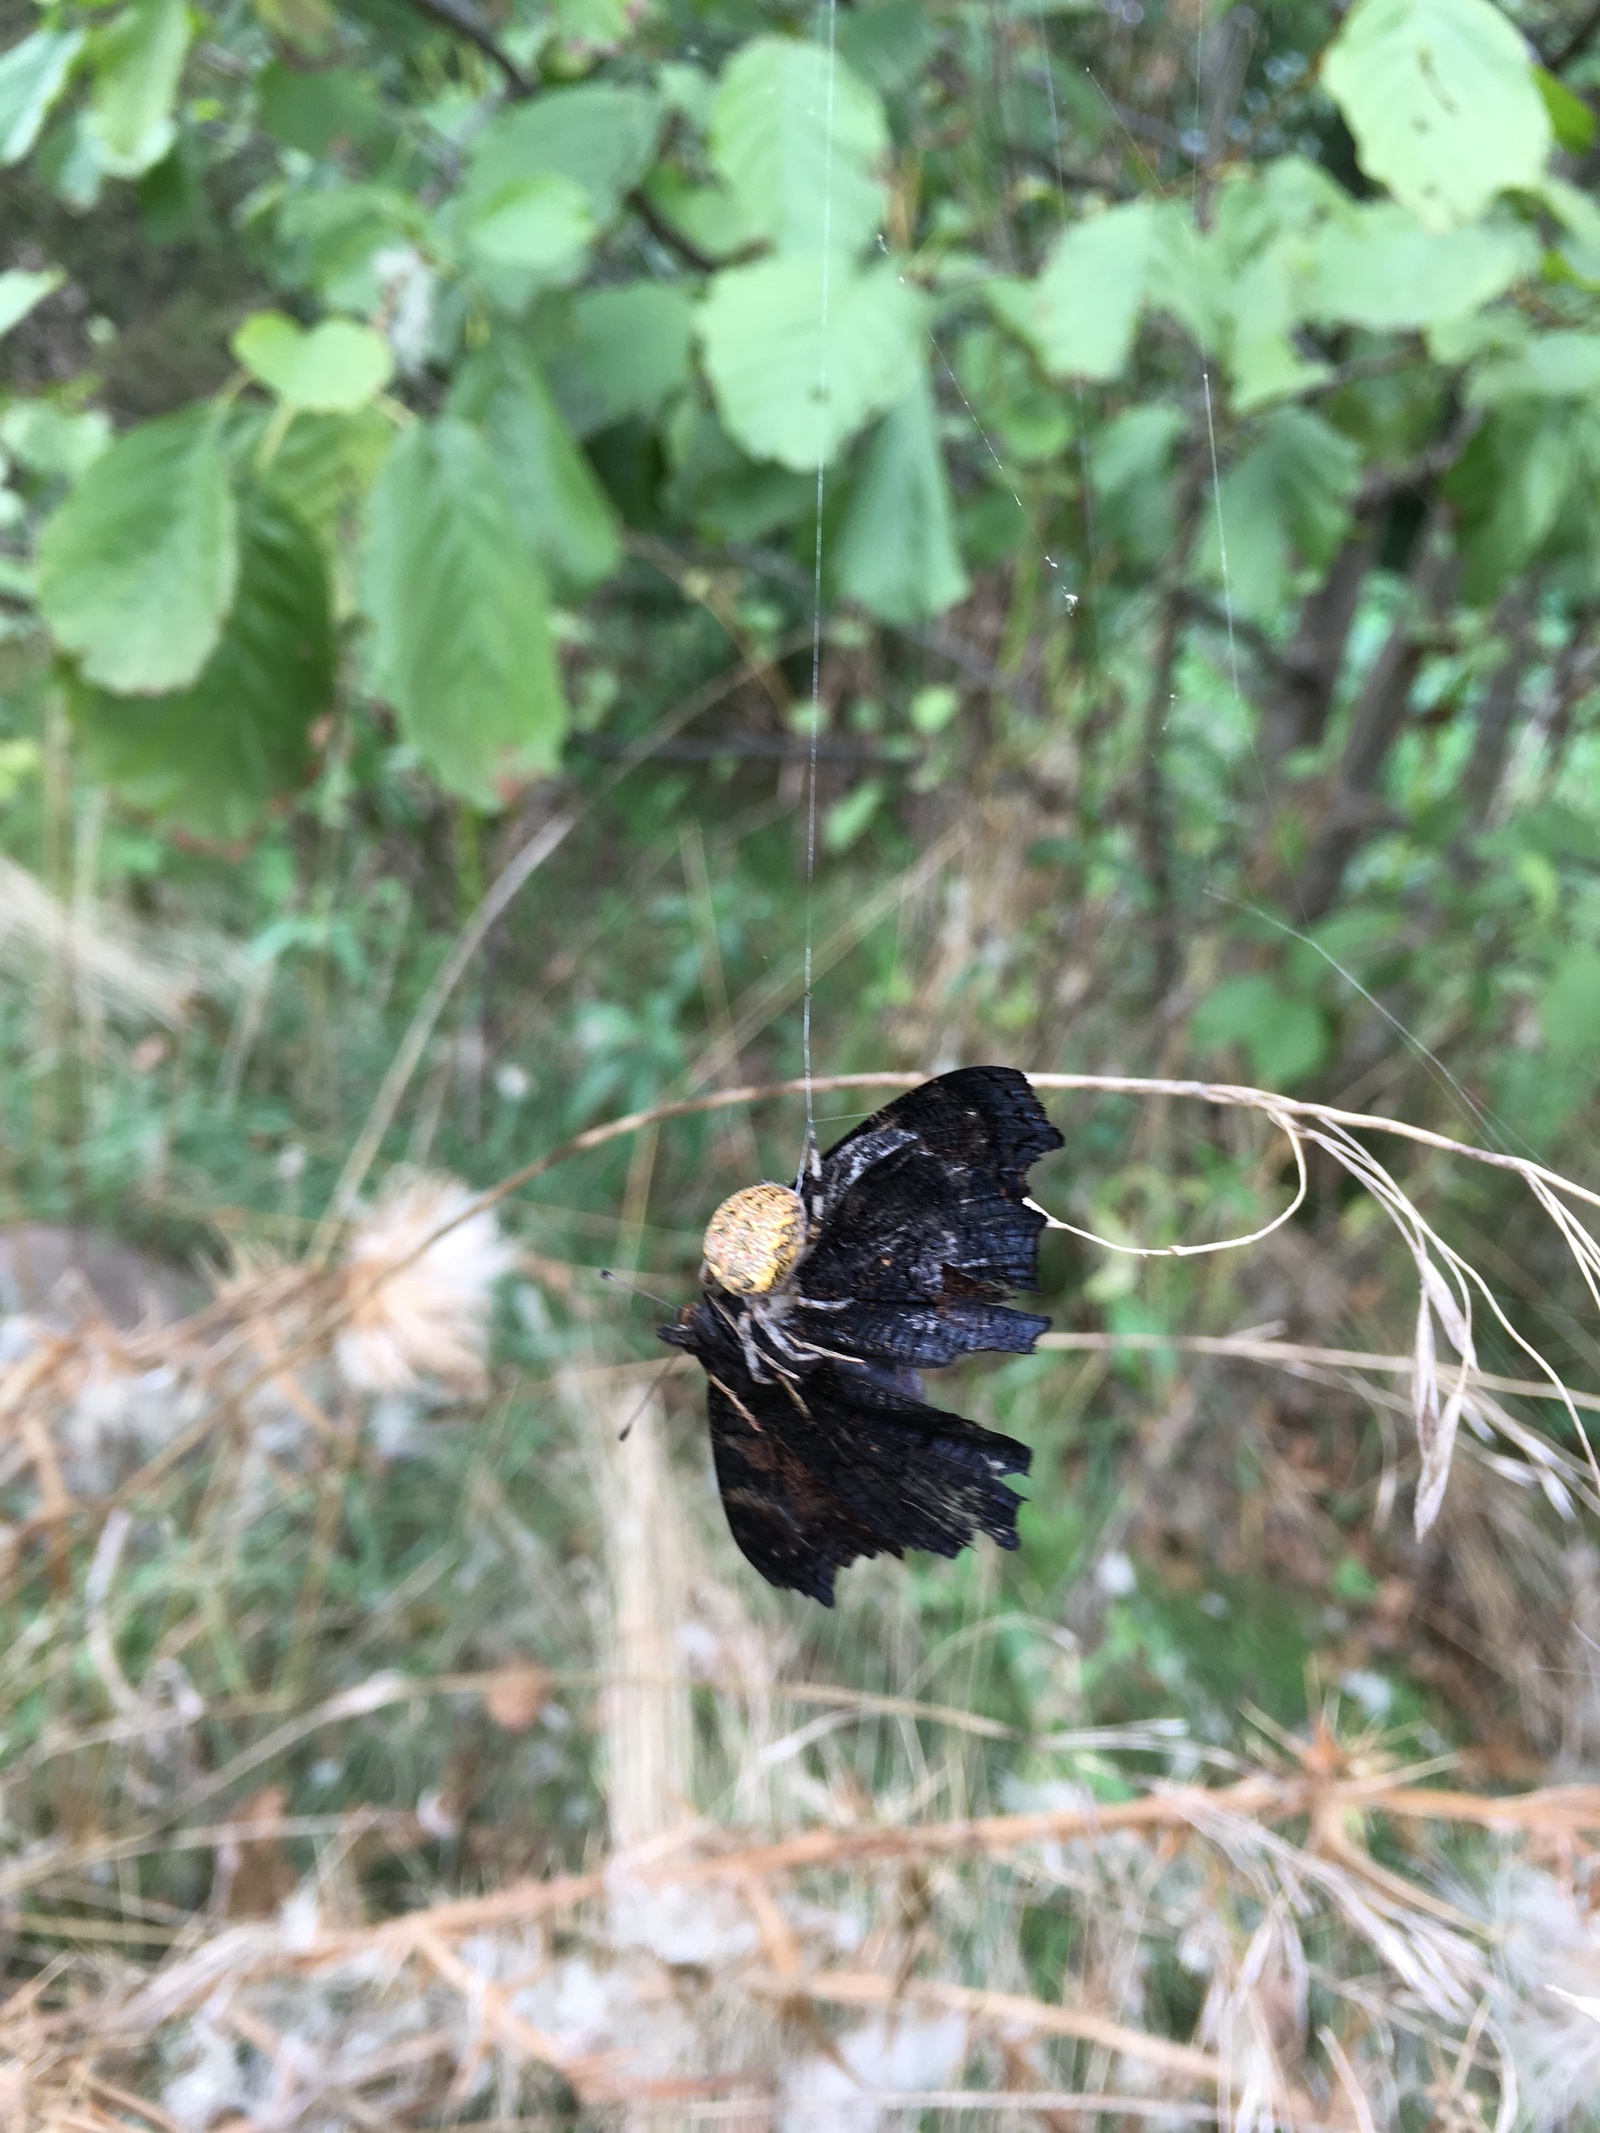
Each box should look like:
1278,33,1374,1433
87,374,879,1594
687,1305,1031,1605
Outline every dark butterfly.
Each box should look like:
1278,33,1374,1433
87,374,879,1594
658,1066,1064,1605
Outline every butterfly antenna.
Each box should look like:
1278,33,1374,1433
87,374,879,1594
615,1377,661,1443
598,1267,676,1312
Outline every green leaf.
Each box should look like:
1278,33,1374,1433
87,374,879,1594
459,173,595,311
1205,409,1360,614
88,0,190,178
1541,947,1600,1057
1089,405,1186,567
71,488,333,841
277,183,426,313
551,0,638,48
1224,246,1331,412
258,407,394,571
464,85,659,232
637,168,762,263
824,778,886,853
1144,201,1224,346
544,283,694,437
0,267,62,340
0,401,112,482
38,406,238,694
360,418,567,806
0,28,84,166
1309,205,1533,328
232,312,395,413
1192,974,1330,1087
1445,405,1570,599
447,335,621,598
835,0,940,96
709,36,888,257
1535,67,1596,155
989,202,1154,381
834,369,969,624
257,61,389,159
1322,0,1550,231
1468,331,1600,403
697,255,924,470
662,403,817,541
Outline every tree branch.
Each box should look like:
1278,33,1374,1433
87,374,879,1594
401,0,534,94
1295,513,1454,919
625,185,721,274
1460,586,1538,825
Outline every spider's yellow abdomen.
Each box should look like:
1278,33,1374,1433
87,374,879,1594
702,1183,806,1296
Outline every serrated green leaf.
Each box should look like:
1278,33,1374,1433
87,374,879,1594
637,168,761,264
697,254,923,470
835,369,969,624
457,172,595,314
360,418,567,806
1144,201,1225,346
1225,247,1330,412
1309,205,1533,328
836,0,939,96
258,407,394,595
990,202,1154,381
1469,331,1600,403
1089,405,1186,567
465,85,659,233
89,0,190,178
232,312,395,413
447,334,620,597
0,268,62,340
38,406,238,694
1192,974,1330,1087
709,36,888,257
1322,0,1550,231
0,27,84,166
1446,405,1571,599
72,487,333,841
545,282,694,438
1205,409,1360,614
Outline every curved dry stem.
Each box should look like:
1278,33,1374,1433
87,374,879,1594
1033,1103,1309,1259
61,1068,1600,1561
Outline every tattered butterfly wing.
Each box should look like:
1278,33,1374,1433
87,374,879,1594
669,1301,1031,1606
796,1065,1063,1366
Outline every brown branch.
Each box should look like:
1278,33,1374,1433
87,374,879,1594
1295,515,1455,919
746,1969,1228,2088
625,184,721,273
400,0,533,94
1259,530,1375,773
1460,585,1538,825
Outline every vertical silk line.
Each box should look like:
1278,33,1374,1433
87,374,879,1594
1192,0,1243,725
803,0,841,1145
